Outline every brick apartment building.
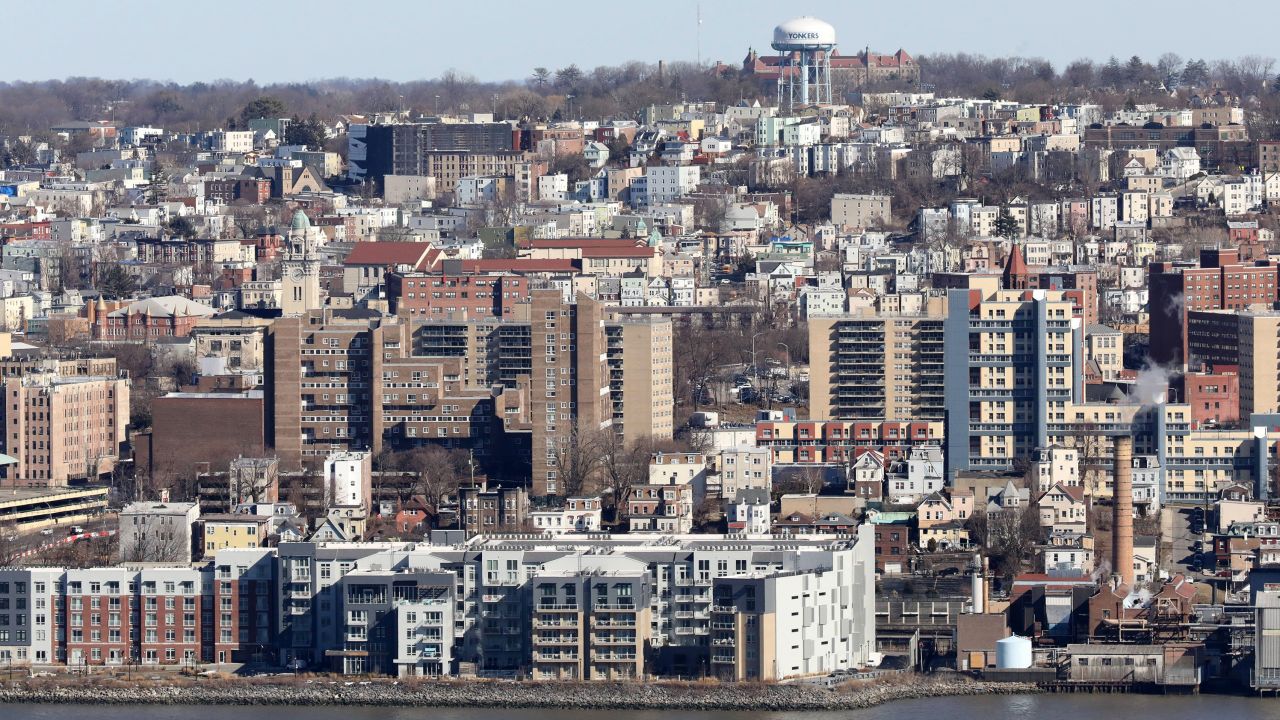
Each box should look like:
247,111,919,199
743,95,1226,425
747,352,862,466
268,307,513,472
0,371,130,488
1149,248,1280,369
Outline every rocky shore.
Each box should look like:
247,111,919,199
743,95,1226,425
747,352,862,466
0,677,1040,710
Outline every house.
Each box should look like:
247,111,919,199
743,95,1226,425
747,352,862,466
917,491,974,550
529,496,603,534
774,511,858,535
1037,483,1088,533
848,448,885,496
119,499,200,563
1037,543,1094,574
1032,446,1079,494
628,482,694,533
200,513,269,556
726,488,771,534
886,446,943,503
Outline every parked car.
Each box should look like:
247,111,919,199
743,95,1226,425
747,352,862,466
39,528,54,536
68,525,84,535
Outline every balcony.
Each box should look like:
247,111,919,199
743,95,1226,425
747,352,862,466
537,603,580,612
711,654,736,664
534,652,579,663
591,635,638,645
592,652,637,662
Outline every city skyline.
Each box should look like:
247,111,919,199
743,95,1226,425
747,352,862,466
5,0,1278,84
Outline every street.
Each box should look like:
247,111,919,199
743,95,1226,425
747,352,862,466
1165,504,1208,575
7,513,118,560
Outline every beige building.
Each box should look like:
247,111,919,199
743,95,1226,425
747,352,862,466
808,295,947,421
383,175,437,204
200,513,269,555
193,312,273,375
830,193,892,230
1238,311,1280,417
1087,324,1124,381
606,315,674,443
423,150,529,196
0,372,129,488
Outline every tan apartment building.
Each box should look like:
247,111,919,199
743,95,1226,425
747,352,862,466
193,311,273,375
423,150,529,196
830,193,892,230
808,295,947,421
529,562,652,681
605,314,674,443
0,372,130,488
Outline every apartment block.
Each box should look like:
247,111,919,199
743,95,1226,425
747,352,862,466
808,299,946,421
830,193,892,230
0,371,129,488
1149,248,1280,370
944,289,1084,476
605,314,674,443
755,419,943,465
269,308,507,471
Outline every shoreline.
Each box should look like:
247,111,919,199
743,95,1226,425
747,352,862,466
0,676,1042,711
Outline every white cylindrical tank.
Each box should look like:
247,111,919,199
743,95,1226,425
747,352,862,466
995,635,1033,669
771,17,837,51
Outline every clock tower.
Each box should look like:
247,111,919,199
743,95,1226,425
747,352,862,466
281,209,321,315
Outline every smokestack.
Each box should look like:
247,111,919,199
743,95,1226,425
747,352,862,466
1112,436,1135,588
971,553,984,613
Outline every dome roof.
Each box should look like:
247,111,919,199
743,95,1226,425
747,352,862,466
290,210,311,231
772,17,836,50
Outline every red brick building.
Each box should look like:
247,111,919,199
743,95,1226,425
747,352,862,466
89,296,217,341
1149,248,1280,368
1184,366,1240,428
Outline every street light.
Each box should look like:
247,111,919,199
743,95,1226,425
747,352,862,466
750,331,768,383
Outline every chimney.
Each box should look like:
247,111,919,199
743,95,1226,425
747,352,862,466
971,553,984,613
1112,435,1134,587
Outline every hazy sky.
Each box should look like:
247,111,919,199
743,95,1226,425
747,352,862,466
8,0,1279,84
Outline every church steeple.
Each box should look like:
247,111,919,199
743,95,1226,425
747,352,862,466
1002,242,1030,290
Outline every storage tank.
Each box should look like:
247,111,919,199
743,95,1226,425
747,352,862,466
995,635,1033,669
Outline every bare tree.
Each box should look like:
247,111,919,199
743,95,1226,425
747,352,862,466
550,428,604,498
119,523,189,563
598,432,653,524
394,446,468,520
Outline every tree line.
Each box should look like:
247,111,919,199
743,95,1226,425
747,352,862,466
5,51,1279,140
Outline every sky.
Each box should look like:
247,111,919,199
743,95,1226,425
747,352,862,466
8,0,1280,84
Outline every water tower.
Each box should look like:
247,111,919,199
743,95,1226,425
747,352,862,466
771,17,837,110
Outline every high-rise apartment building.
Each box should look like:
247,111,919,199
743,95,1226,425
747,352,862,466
1149,248,1280,370
605,314,674,443
944,288,1084,476
268,308,508,470
1188,308,1280,418
0,371,130,488
808,297,946,421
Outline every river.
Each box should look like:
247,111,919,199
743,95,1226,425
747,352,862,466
2,695,1279,720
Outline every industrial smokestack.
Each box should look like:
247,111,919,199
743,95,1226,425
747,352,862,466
971,553,984,613
1112,436,1135,588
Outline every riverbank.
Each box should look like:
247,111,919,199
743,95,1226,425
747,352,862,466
0,676,1041,710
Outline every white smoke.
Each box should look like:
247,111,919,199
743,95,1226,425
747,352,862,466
1129,361,1173,405
1162,291,1185,317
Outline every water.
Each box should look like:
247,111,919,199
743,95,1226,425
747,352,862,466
3,695,1280,720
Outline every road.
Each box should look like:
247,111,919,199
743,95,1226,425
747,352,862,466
8,513,117,559
1165,504,1207,574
